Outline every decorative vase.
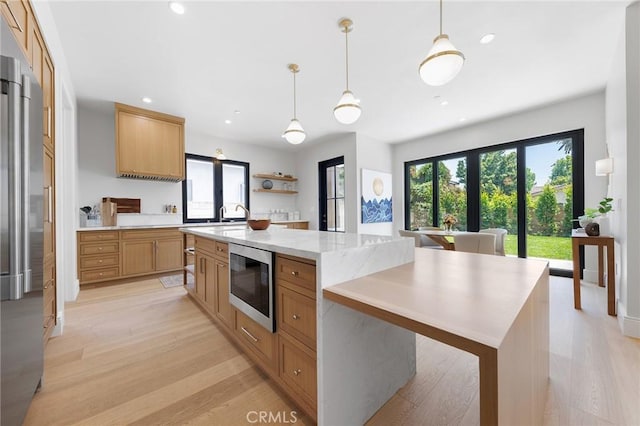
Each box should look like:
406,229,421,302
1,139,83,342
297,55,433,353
578,215,592,228
444,223,452,232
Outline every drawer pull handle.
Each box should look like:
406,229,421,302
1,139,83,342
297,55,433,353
292,314,300,320
98,247,103,251
291,271,299,277
293,369,302,376
98,260,103,263
240,326,259,343
44,279,54,289
99,273,103,276
218,263,226,268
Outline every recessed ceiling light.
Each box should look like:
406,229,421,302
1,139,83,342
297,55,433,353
225,119,232,124
480,33,495,44
440,100,449,106
142,97,152,103
169,2,185,15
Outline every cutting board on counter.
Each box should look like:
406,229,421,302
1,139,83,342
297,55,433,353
102,197,141,213
101,201,117,226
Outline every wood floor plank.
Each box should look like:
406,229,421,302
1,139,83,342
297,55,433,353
24,276,640,426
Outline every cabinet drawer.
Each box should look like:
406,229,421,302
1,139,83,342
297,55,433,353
279,332,317,407
235,310,275,365
121,228,181,240
80,242,119,255
278,286,316,350
79,231,119,242
214,241,228,258
276,255,316,293
195,236,217,256
80,267,119,282
79,253,119,270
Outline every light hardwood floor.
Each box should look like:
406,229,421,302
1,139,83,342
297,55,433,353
25,276,639,425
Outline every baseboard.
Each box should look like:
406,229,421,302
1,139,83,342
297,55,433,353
617,302,640,338
51,315,63,337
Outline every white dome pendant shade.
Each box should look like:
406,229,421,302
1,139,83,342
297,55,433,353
283,63,306,145
284,118,306,145
419,0,465,86
334,18,361,125
333,90,361,124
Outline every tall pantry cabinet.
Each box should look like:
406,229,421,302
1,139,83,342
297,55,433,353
2,0,58,343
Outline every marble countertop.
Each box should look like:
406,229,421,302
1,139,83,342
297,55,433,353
181,226,403,260
77,222,247,232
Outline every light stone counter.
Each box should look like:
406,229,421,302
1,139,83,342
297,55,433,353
78,221,247,232
181,226,416,425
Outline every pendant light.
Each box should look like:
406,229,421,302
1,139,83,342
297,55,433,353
334,18,361,125
283,64,306,145
419,0,465,86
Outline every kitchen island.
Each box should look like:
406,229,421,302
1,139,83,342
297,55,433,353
181,226,549,425
181,226,416,424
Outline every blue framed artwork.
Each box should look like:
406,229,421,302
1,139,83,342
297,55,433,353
361,168,392,223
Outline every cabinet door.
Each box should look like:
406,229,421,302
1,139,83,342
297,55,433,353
1,0,30,60
121,240,155,276
215,260,232,328
42,52,54,151
146,119,183,178
116,112,147,175
155,238,183,272
195,254,206,302
204,257,216,312
43,147,55,265
30,22,44,86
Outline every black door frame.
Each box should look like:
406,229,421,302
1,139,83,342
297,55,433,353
318,156,345,232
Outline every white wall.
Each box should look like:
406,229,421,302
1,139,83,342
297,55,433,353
392,92,608,277
295,134,358,232
356,134,393,236
77,103,298,218
31,2,79,331
607,1,640,337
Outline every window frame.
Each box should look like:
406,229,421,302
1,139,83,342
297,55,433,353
404,129,584,276
182,153,250,223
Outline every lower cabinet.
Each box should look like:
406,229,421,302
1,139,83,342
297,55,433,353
185,239,318,421
77,228,184,284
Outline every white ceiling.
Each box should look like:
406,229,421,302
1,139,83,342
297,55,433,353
49,1,628,149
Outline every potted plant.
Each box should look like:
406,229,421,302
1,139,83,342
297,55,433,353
575,197,613,228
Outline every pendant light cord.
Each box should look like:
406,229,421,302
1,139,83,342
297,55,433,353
345,27,350,91
439,0,443,35
293,70,297,119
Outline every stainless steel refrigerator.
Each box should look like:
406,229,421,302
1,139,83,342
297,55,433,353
1,18,45,426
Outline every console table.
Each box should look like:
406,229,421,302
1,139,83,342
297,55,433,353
571,232,615,316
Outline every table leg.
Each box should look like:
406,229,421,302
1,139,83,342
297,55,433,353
479,349,499,426
598,245,605,287
426,235,455,250
607,241,616,316
572,239,581,310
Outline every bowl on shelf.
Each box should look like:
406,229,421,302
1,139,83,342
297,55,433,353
247,219,271,230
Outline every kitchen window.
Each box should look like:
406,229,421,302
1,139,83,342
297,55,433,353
182,153,249,223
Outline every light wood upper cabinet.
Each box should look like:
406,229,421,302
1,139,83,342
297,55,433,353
1,0,30,60
42,51,54,151
29,16,43,85
115,103,185,182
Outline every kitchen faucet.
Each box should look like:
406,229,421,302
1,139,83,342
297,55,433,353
235,204,250,219
219,206,226,222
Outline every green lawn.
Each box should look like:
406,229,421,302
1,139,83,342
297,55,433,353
504,235,571,260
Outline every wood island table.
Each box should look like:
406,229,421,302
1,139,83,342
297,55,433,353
324,248,549,425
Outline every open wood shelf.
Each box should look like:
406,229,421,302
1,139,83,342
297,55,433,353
253,189,298,195
253,173,298,182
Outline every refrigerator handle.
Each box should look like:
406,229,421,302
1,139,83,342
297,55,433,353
4,58,24,300
22,74,32,294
